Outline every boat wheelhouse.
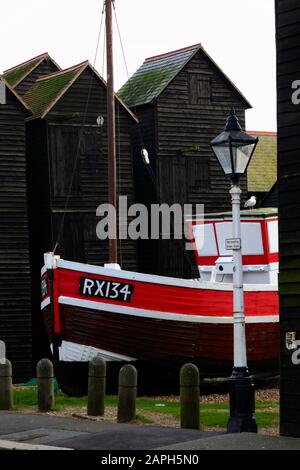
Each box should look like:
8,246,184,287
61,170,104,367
191,208,278,284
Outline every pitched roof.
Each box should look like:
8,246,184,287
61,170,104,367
247,131,277,193
118,44,251,108
0,75,31,113
3,53,60,88
23,61,138,121
23,62,87,117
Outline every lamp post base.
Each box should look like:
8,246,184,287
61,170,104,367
227,367,257,434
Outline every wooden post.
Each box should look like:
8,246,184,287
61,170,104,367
106,0,118,264
117,365,137,423
37,358,54,412
0,360,13,410
87,356,106,416
180,363,200,429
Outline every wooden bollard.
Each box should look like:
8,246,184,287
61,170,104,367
117,365,137,423
37,358,54,412
87,356,106,416
180,363,200,429
0,359,13,410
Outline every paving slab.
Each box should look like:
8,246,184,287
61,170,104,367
0,428,86,445
0,412,219,450
0,440,72,450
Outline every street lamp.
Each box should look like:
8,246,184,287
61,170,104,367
210,108,258,433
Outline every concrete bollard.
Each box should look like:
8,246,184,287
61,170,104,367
180,363,200,429
0,359,13,410
117,364,137,423
87,355,106,416
37,358,54,412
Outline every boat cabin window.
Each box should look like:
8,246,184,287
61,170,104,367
194,223,218,256
194,221,266,257
216,222,264,256
267,220,279,253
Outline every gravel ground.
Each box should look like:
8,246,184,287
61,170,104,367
150,387,279,404
15,386,279,436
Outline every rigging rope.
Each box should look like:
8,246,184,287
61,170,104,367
116,99,123,265
112,2,196,274
53,0,106,253
112,2,159,198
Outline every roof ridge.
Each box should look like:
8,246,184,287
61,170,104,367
3,52,49,73
0,75,32,113
144,43,202,63
248,131,277,136
35,61,89,82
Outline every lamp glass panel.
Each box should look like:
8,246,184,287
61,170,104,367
211,145,232,175
233,143,256,174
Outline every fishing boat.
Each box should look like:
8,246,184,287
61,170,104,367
40,0,279,395
41,208,279,394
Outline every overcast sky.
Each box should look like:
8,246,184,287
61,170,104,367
1,0,276,131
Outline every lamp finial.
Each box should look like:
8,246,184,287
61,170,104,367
225,108,242,132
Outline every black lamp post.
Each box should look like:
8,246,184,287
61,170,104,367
210,109,258,433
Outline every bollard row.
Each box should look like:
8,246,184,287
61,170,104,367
0,355,200,429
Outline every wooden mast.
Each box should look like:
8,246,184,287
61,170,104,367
106,0,118,264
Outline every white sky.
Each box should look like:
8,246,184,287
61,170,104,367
0,0,276,131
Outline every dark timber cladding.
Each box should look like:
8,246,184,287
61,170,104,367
24,62,138,340
276,0,300,437
118,44,251,278
0,78,32,381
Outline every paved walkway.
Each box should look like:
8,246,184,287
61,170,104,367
1,412,300,450
0,412,216,450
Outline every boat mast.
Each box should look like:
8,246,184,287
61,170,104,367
106,0,118,264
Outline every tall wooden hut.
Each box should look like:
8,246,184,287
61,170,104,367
0,76,32,381
0,53,60,377
276,0,300,437
118,43,252,278
23,61,138,352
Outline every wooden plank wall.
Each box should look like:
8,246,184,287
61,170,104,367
0,89,32,381
130,104,160,274
27,68,138,345
156,49,248,213
46,68,137,270
276,0,300,438
132,50,249,278
26,119,52,364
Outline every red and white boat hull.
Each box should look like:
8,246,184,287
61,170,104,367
41,257,279,374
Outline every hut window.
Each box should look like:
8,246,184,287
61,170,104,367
188,73,211,105
0,82,6,105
